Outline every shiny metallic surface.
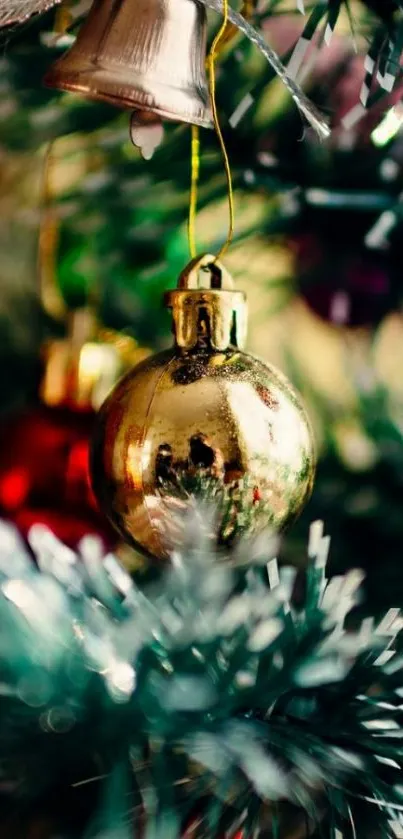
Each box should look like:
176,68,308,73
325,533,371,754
91,256,315,562
166,253,248,351
44,0,213,128
0,0,58,28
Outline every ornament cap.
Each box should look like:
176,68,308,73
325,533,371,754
165,254,248,351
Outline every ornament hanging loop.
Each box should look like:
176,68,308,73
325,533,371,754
178,252,233,290
164,254,247,352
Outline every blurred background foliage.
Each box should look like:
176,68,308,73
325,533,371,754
0,0,403,611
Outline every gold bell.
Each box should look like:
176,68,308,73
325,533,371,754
44,0,213,128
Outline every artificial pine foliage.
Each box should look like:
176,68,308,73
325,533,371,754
0,518,403,838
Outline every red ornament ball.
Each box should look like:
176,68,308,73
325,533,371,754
0,402,115,548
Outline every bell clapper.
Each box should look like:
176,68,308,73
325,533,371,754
129,112,165,160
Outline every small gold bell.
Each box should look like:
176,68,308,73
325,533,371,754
44,0,213,128
90,255,316,564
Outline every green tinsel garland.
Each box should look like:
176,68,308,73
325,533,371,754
0,516,402,838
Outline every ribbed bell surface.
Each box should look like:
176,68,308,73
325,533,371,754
44,0,213,128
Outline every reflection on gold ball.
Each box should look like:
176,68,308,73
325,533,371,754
90,347,315,562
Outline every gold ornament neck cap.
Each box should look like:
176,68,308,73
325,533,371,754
164,254,247,352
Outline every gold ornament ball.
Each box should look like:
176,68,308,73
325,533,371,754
90,256,315,563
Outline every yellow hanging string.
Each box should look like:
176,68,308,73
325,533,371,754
54,1,73,35
207,0,234,260
187,0,234,261
188,124,200,259
212,0,254,53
